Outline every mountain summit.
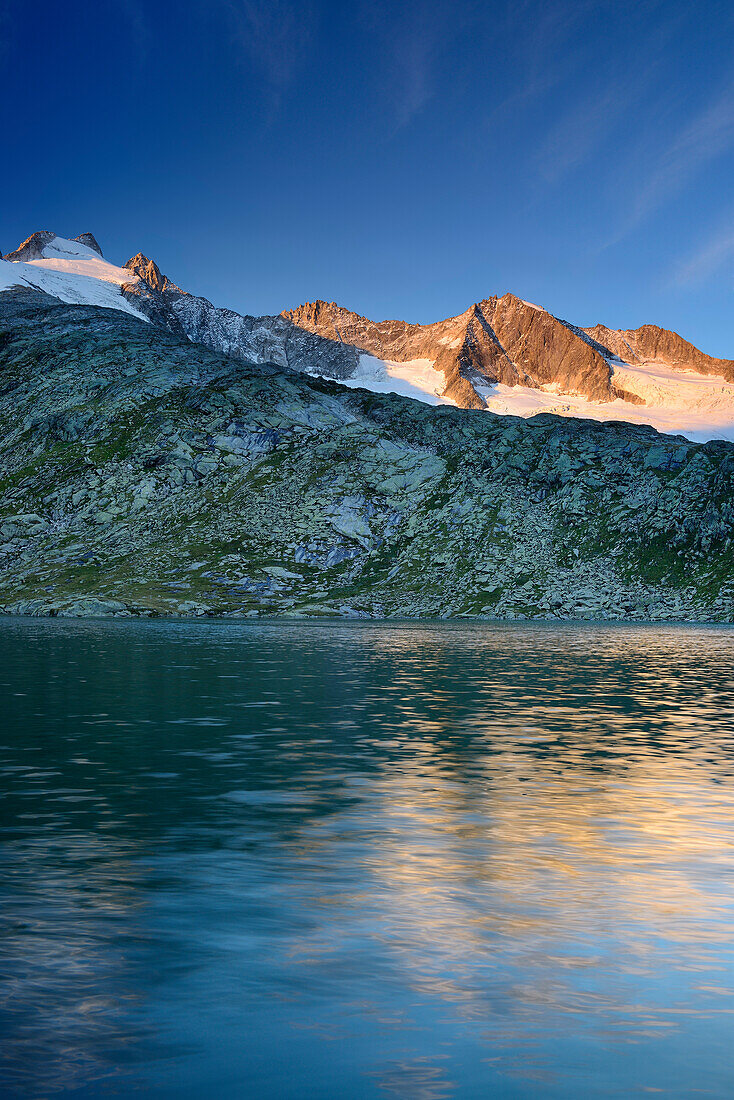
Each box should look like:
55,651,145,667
5,231,103,261
282,295,622,406
1,288,732,622
0,232,146,319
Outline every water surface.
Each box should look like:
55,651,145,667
2,619,734,1098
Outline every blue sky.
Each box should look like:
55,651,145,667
2,0,733,354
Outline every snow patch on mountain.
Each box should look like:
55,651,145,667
610,359,734,412
303,345,734,442
338,354,454,406
472,371,734,443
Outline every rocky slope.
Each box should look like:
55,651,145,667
0,233,148,320
5,231,104,262
1,288,732,621
125,262,621,408
122,253,363,379
122,249,734,426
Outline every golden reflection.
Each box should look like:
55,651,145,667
311,711,734,1082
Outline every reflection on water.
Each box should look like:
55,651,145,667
1,619,734,1098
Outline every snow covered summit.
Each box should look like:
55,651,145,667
0,233,147,319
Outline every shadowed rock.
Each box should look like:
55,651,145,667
74,233,103,256
0,289,732,622
7,231,727,424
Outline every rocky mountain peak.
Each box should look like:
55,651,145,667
1,289,733,623
73,233,103,256
4,231,56,262
4,231,104,262
2,225,731,441
283,300,356,329
124,253,171,294
583,323,734,383
625,324,734,379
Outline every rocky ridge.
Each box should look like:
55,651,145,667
5,231,103,262
584,323,734,382
3,232,733,435
283,296,621,406
121,249,734,418
124,261,622,408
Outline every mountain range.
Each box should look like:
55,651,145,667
0,231,732,621
3,231,733,443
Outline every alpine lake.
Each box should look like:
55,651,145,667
2,617,734,1098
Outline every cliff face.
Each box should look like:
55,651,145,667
4,231,56,261
123,256,363,379
479,296,614,400
623,325,734,381
73,233,103,257
125,259,616,409
125,252,171,293
283,299,491,407
5,231,103,261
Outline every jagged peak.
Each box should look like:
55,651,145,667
584,322,733,372
494,291,547,313
282,299,369,329
124,253,171,293
287,299,349,316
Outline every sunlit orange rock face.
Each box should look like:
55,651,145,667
124,253,172,294
5,231,103,261
284,294,618,407
4,231,57,262
585,323,734,382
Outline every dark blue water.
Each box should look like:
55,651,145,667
2,619,734,1098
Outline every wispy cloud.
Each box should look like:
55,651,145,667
391,24,437,129
485,0,673,169
489,0,626,122
536,79,639,183
530,1,691,186
358,0,464,131
225,0,317,93
593,80,734,253
673,219,734,287
629,86,734,226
